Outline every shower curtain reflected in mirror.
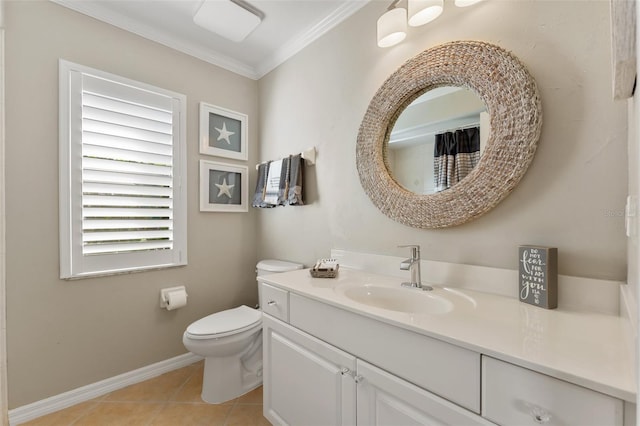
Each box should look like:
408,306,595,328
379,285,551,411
433,127,481,192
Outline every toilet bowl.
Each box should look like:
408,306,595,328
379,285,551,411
183,305,263,403
183,259,303,404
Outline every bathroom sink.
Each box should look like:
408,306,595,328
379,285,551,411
338,285,454,315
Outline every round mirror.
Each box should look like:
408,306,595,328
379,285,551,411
356,41,542,228
387,86,489,195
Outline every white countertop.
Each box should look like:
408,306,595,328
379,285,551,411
260,267,636,403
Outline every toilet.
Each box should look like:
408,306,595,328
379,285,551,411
183,259,303,404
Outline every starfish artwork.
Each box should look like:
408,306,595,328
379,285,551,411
214,178,235,198
215,121,235,145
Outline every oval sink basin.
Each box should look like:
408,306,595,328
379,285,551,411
339,285,453,315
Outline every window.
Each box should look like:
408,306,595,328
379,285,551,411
59,60,187,279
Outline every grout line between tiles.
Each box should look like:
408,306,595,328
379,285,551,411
66,401,101,426
145,402,165,426
165,365,196,404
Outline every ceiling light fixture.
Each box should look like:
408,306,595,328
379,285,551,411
193,0,262,43
377,0,407,48
408,0,443,27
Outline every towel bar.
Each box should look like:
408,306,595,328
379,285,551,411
255,146,316,170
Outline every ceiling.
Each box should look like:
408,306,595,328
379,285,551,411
51,0,370,80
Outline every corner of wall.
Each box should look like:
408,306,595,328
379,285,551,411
626,93,638,333
631,2,640,416
0,0,8,423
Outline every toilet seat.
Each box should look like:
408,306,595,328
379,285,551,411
185,305,262,340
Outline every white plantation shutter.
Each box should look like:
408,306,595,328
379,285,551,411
60,60,187,278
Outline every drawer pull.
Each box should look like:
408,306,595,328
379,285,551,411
267,300,277,306
531,407,551,424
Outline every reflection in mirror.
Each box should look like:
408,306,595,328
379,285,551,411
387,87,489,195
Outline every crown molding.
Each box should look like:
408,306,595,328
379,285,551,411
50,0,261,79
50,0,370,81
255,0,369,78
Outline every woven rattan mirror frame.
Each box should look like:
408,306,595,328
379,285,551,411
356,41,542,228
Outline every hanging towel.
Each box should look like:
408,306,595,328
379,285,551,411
253,154,305,208
262,159,288,206
263,159,282,206
286,154,304,206
252,162,273,208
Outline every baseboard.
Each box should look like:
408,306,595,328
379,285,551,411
8,352,202,426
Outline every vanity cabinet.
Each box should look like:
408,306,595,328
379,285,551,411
261,281,489,426
262,314,491,426
259,280,634,426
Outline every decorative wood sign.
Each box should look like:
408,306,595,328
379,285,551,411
519,246,558,309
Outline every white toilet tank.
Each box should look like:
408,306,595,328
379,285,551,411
256,259,303,307
256,259,303,277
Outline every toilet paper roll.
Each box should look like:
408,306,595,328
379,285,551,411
165,289,188,311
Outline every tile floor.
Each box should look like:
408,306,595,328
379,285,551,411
21,361,270,426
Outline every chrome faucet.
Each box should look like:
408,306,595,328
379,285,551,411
399,245,432,291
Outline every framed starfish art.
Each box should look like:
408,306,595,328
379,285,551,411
199,160,248,212
199,102,248,160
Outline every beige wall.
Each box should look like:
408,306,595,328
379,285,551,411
5,1,259,408
257,1,628,281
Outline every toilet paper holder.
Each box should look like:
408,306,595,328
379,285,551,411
160,286,188,309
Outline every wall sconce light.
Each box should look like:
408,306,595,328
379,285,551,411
408,0,443,27
454,0,485,7
377,0,407,48
377,0,485,47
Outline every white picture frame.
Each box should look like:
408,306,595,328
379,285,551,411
199,160,248,212
199,102,248,160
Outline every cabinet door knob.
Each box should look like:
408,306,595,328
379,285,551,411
267,301,277,306
340,367,351,376
531,407,551,424
354,375,364,384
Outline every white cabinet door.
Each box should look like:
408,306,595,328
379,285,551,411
356,360,493,426
263,315,357,426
